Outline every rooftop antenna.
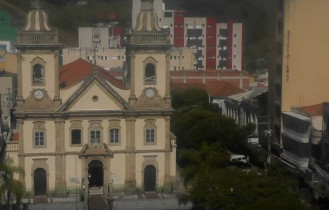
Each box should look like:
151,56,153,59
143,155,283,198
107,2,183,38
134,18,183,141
93,42,100,73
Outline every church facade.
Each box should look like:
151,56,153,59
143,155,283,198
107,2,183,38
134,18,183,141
7,0,176,198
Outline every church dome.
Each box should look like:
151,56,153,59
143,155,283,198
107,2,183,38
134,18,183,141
24,0,51,31
134,0,161,32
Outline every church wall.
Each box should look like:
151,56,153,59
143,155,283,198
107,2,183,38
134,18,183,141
110,153,126,189
133,53,167,98
63,118,127,151
135,118,166,150
60,82,82,102
24,156,56,193
109,84,130,101
69,82,124,111
135,152,165,189
65,154,82,190
21,53,56,99
23,120,56,153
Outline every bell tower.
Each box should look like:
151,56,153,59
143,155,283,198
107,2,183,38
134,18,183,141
126,0,172,109
15,0,61,112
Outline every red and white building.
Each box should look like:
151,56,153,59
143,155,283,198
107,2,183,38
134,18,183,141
162,10,244,71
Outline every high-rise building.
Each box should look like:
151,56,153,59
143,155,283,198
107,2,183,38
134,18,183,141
162,9,244,70
271,0,329,163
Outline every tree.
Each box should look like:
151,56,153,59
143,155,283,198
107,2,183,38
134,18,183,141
172,105,248,150
0,157,25,210
180,143,307,210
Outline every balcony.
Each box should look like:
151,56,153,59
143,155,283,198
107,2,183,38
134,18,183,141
16,30,60,47
6,141,19,151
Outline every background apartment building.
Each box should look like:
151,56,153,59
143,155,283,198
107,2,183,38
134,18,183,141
162,10,244,70
78,24,123,49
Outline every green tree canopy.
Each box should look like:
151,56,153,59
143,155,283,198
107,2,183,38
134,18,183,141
180,143,307,210
0,157,25,210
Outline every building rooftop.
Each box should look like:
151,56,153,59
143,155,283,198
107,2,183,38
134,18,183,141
299,103,323,116
171,80,244,97
59,58,126,89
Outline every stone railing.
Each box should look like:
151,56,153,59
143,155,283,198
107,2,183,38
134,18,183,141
6,142,19,151
16,31,60,46
128,33,170,46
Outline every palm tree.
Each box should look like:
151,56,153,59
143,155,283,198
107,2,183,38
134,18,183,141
0,157,25,210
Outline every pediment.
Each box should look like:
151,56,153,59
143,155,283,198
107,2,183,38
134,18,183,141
58,74,134,112
78,143,114,158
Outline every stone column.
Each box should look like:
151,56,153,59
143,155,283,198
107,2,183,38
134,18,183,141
54,50,61,107
55,119,66,192
163,116,173,192
124,117,136,194
17,119,25,187
165,50,171,99
103,157,111,196
129,51,137,101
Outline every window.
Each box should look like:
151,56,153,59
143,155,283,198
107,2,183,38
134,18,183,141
33,121,46,147
33,64,44,84
89,120,103,144
90,130,101,141
145,128,155,143
70,120,83,146
71,129,82,145
145,63,155,82
34,131,45,146
110,129,120,143
144,119,157,144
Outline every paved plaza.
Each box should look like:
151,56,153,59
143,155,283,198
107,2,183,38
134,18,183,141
25,194,192,210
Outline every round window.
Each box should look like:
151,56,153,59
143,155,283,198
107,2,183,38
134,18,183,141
92,95,99,102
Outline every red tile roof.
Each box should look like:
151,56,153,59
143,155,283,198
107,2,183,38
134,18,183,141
300,103,323,116
171,80,245,97
13,132,19,141
59,58,126,89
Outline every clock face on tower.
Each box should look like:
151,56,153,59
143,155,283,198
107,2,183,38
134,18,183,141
34,89,44,99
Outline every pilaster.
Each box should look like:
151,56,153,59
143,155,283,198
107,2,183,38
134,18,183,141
54,50,61,106
55,119,66,191
124,117,136,193
17,119,25,186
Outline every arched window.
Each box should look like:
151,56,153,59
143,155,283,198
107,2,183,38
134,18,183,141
33,64,44,84
145,63,156,83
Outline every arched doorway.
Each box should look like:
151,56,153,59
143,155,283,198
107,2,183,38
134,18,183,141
144,165,156,192
88,160,103,187
34,168,47,195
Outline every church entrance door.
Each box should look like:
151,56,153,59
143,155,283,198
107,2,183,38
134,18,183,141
34,168,47,195
88,160,104,187
144,165,156,192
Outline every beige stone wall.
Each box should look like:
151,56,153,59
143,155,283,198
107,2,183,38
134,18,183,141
135,153,165,188
282,0,329,111
68,82,124,111
60,82,82,103
23,120,56,154
21,53,56,99
169,47,195,70
135,118,166,150
133,53,167,98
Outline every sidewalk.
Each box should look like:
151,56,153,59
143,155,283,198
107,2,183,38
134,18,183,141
25,194,192,210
